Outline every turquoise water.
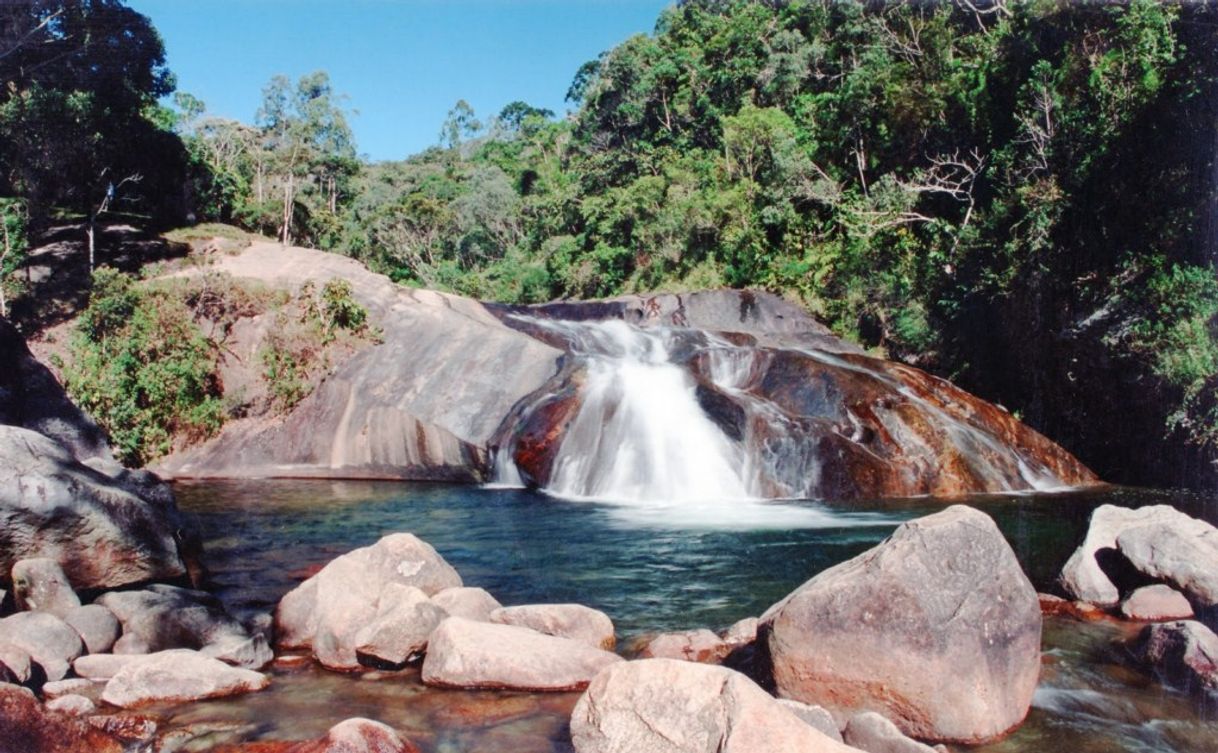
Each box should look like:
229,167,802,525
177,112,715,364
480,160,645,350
163,481,1217,752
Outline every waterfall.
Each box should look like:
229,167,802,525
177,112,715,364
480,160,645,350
517,319,753,503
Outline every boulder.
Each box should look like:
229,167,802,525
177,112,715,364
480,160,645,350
722,616,759,646
46,694,96,716
843,712,940,753
0,682,123,753
778,699,844,743
0,611,84,681
490,603,615,650
1120,584,1194,622
72,653,144,681
1059,504,1193,607
1129,620,1218,699
97,584,271,669
421,617,621,691
42,678,94,700
430,586,501,621
569,658,859,753
635,628,731,664
0,426,186,591
275,533,462,670
1116,514,1218,617
304,718,420,753
761,506,1041,744
101,649,270,708
11,558,81,617
353,584,447,669
62,605,121,655
0,643,32,684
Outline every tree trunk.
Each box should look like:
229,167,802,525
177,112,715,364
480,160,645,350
281,174,294,245
0,218,9,318
86,218,96,273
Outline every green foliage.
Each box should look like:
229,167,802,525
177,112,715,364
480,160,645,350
62,269,224,466
0,198,29,317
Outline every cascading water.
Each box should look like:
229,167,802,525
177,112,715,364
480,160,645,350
525,319,753,503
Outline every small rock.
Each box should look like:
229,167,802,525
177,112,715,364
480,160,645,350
421,617,621,692
1121,584,1194,622
636,629,731,663
0,643,33,684
0,682,123,752
11,558,81,618
42,677,94,699
570,658,857,753
310,718,420,753
0,611,85,681
430,587,502,622
86,714,158,744
46,693,96,716
722,617,759,646
101,649,270,708
778,699,843,743
490,604,615,650
353,584,447,669
62,605,121,654
1129,620,1218,699
72,653,144,681
844,712,940,753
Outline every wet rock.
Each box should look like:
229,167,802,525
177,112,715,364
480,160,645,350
761,506,1041,744
1121,585,1195,622
97,584,271,669
0,426,187,591
421,616,621,691
42,678,95,700
430,586,501,621
0,682,123,753
843,712,941,753
778,699,844,743
101,649,270,708
1116,513,1218,617
72,653,144,681
86,714,158,744
306,718,420,753
1037,593,1108,621
722,616,759,646
62,605,121,655
0,611,85,681
1129,620,1218,699
276,533,462,670
11,558,81,618
490,604,615,650
635,628,731,664
1060,504,1192,607
570,658,859,753
46,694,96,716
353,584,447,669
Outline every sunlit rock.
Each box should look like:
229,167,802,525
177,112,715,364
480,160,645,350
634,628,731,664
843,712,942,753
1121,584,1195,622
429,586,501,622
101,649,269,708
61,605,121,655
0,611,84,681
353,584,447,669
490,603,615,650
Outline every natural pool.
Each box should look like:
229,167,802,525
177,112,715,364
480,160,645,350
161,480,1218,752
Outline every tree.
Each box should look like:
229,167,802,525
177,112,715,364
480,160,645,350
439,99,482,150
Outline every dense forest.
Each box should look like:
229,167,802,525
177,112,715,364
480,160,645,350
2,0,1217,488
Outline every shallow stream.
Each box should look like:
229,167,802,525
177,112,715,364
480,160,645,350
161,480,1217,752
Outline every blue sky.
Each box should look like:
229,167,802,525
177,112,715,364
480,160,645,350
128,0,670,162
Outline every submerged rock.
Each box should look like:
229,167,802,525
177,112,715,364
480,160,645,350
0,426,187,592
101,649,270,708
97,584,271,669
761,506,1041,744
11,558,81,618
212,718,420,753
569,658,859,753
0,611,85,681
1121,584,1195,622
276,533,462,670
490,603,615,650
421,617,621,691
1129,620,1218,699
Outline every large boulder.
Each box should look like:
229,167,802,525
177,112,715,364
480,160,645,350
0,683,123,753
11,558,81,617
761,506,1041,744
97,584,271,669
0,426,186,591
1116,513,1218,619
275,533,462,670
569,658,859,753
101,649,270,708
1129,620,1218,699
1059,504,1192,607
421,617,622,692
0,611,85,681
490,603,615,650
352,584,447,669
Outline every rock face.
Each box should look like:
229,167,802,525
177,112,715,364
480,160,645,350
421,617,622,691
11,558,81,617
276,533,462,670
1130,620,1218,698
98,584,271,669
490,604,615,650
0,426,186,591
0,683,123,753
1117,514,1218,617
156,242,561,482
353,584,447,669
101,649,270,708
1121,585,1195,622
0,611,85,681
569,658,859,753
1060,504,1197,607
761,506,1041,744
